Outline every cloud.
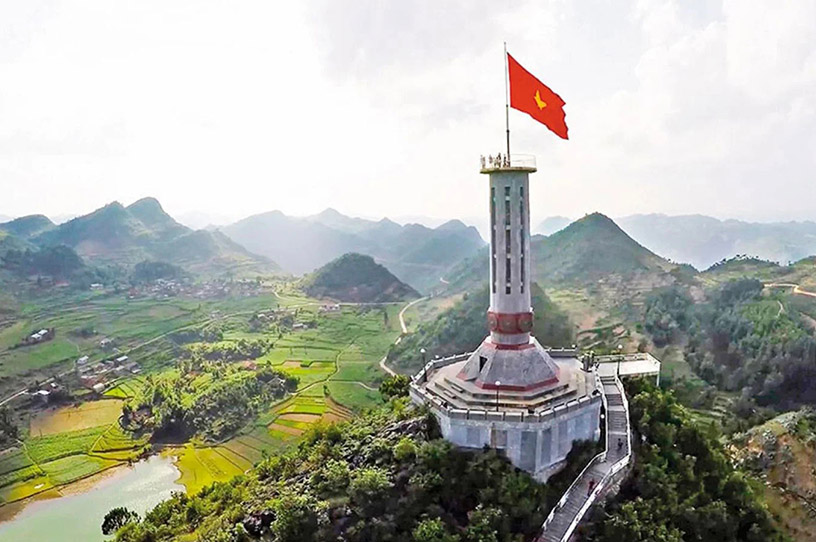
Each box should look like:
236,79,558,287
0,1,814,226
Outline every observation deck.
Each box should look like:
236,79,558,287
480,153,537,173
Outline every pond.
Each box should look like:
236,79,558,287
0,455,183,541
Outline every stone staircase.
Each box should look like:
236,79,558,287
537,375,632,542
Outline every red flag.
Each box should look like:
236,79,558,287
508,53,568,139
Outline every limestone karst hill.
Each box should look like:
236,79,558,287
301,252,420,303
1,197,276,276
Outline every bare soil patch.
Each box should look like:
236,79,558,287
267,423,303,436
277,413,320,423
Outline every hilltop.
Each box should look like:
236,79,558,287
439,213,686,350
3,198,277,276
0,215,55,239
302,253,419,303
221,209,484,292
532,213,675,284
446,212,680,295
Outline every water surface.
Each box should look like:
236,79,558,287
0,455,182,541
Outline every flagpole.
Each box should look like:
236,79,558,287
504,42,511,165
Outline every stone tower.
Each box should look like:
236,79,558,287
410,154,601,480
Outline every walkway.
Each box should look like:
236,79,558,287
537,375,632,542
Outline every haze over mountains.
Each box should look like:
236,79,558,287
0,198,275,276
220,208,485,293
537,214,816,271
6,197,816,290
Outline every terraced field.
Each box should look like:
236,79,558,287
0,294,408,509
29,399,124,437
0,420,148,505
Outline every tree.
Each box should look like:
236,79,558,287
0,407,18,438
380,374,411,399
413,518,460,542
102,507,139,535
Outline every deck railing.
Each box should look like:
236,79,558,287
538,375,632,541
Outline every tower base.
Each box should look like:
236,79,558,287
410,348,602,480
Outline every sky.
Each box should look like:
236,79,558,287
0,0,815,229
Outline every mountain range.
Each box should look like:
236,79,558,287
0,198,275,276
537,214,816,271
449,212,680,294
220,208,485,293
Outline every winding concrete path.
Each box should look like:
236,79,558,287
766,282,816,299
537,375,632,542
379,296,428,377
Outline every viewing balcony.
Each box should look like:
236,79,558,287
480,153,537,173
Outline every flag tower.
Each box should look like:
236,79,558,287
408,51,599,480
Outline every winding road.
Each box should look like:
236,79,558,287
379,296,428,377
765,282,816,298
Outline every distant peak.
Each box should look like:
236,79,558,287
317,207,343,218
436,219,468,231
127,197,164,211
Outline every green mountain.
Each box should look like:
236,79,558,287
221,209,485,293
109,391,780,542
31,198,276,276
446,212,679,293
302,253,419,303
532,213,675,283
388,282,573,373
0,215,55,239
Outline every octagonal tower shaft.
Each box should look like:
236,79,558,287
484,165,535,345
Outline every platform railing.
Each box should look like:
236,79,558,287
479,153,537,171
538,374,632,541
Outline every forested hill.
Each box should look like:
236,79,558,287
444,212,683,294
387,282,573,373
1,198,276,276
0,214,55,239
644,278,816,411
531,212,677,283
108,386,782,542
302,253,420,303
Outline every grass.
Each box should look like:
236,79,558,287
330,361,384,386
38,454,119,485
91,423,148,453
28,399,123,437
326,382,383,412
166,445,247,496
0,476,53,504
25,425,107,464
0,448,35,475
0,291,404,505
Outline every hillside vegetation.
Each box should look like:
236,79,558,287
644,278,816,411
111,400,594,542
582,380,783,541
731,408,816,541
388,283,572,373
302,253,419,303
